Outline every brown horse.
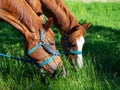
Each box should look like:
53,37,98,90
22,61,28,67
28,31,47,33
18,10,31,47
26,0,90,68
0,0,66,76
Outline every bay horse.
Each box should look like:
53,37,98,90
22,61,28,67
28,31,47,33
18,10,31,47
0,0,66,76
26,0,90,68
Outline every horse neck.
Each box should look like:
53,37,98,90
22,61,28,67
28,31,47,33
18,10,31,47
41,0,78,35
0,0,42,49
5,0,42,33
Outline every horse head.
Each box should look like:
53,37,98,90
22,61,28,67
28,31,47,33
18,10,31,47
26,18,66,77
61,23,90,68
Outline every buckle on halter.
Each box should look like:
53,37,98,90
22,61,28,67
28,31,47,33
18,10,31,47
55,50,61,56
67,48,71,53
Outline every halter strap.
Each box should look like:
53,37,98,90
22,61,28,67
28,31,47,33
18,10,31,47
27,29,60,67
66,49,82,55
26,43,43,55
39,55,55,67
61,35,82,55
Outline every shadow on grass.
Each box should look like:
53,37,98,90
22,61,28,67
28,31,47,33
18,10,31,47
0,22,24,45
84,24,120,75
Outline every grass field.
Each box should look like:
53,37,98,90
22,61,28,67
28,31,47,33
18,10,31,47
0,1,120,90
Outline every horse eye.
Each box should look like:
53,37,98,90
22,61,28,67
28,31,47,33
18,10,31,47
69,42,76,47
71,44,76,47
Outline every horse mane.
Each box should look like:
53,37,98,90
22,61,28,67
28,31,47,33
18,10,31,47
6,0,42,32
56,0,78,31
41,0,80,34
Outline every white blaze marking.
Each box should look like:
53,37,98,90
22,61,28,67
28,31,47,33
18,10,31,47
76,36,85,68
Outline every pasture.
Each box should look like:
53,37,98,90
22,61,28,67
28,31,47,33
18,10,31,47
0,0,120,90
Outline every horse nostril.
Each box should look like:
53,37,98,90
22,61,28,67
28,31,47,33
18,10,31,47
51,70,56,78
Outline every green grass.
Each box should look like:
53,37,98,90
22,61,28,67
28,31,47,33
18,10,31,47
0,1,120,90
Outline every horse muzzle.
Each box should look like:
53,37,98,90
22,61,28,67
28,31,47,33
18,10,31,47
50,66,66,78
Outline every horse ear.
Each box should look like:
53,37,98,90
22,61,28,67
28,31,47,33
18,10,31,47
82,23,90,30
44,18,53,30
72,25,79,31
68,25,79,34
70,25,79,33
